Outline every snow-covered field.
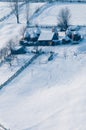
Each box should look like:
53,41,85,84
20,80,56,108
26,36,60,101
0,2,45,49
0,44,86,130
0,53,33,85
0,2,86,130
0,2,12,19
32,3,86,26
0,2,86,49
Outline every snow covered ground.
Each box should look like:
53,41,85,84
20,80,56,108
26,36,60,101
0,2,86,130
0,2,12,19
0,2,45,49
0,44,86,130
32,3,86,26
0,53,33,85
0,2,86,49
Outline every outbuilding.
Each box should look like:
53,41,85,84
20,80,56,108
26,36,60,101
11,46,26,55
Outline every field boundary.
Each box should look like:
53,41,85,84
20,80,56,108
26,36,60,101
0,53,41,90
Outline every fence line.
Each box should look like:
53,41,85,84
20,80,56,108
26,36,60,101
0,2,25,22
0,53,41,90
0,123,9,130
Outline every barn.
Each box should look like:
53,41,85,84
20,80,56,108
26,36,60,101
38,30,60,46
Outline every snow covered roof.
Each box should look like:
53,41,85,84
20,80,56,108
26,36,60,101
38,31,54,41
13,46,23,51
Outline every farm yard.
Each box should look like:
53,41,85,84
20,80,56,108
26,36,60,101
0,1,86,130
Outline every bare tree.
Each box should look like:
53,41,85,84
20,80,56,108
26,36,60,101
10,0,20,23
0,47,9,63
19,26,27,39
7,39,15,50
6,39,17,67
57,7,71,31
23,0,30,25
24,0,30,25
24,1,41,26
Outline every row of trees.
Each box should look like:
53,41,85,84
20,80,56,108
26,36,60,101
9,0,71,31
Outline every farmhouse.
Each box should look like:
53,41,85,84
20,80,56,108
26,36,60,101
38,30,59,46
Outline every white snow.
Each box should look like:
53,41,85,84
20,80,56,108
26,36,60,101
0,44,86,130
0,2,44,49
32,3,86,26
0,2,12,19
38,30,54,40
0,2,86,130
0,23,24,49
0,53,33,85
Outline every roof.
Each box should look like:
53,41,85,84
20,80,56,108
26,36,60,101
38,31,54,41
13,46,23,51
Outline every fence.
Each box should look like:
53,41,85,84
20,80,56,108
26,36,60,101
0,53,41,90
0,123,9,130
